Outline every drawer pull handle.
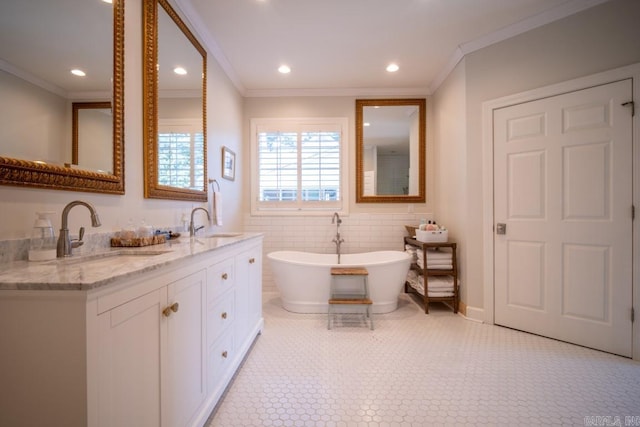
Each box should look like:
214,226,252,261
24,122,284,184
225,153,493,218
162,302,179,317
221,312,228,319
221,351,228,358
221,273,228,280
249,258,255,264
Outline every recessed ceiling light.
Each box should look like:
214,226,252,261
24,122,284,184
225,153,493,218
278,65,291,74
173,67,187,75
386,63,399,73
71,69,86,77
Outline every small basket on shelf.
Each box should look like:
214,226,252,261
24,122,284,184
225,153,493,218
405,224,449,243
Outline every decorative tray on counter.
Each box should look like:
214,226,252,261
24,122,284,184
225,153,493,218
110,234,167,247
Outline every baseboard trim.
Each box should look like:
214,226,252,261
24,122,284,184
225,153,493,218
462,305,485,323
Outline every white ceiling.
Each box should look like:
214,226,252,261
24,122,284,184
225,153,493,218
0,0,610,99
177,0,609,97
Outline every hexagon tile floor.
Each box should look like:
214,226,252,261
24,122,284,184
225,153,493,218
206,293,640,426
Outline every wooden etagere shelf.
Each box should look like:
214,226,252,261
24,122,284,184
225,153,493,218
404,236,459,314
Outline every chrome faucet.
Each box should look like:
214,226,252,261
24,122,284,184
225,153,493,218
331,212,344,264
189,207,211,237
57,201,101,257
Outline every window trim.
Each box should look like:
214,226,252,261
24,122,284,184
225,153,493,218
250,117,349,216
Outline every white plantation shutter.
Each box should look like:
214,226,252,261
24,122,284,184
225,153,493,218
252,118,346,212
300,126,340,201
257,130,298,201
158,120,204,190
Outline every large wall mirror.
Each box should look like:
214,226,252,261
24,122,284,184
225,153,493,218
356,99,426,203
143,0,207,201
0,0,124,194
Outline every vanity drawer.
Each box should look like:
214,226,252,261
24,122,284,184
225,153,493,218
207,257,235,302
207,329,235,394
207,290,235,345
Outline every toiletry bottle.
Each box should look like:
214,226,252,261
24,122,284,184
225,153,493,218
29,212,56,261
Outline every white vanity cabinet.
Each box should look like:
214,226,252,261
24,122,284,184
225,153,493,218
0,235,263,427
204,239,263,405
96,268,206,427
236,245,263,341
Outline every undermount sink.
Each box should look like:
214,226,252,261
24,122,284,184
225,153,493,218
202,232,243,238
49,249,172,267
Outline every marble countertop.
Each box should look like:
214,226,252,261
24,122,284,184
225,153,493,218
0,232,262,291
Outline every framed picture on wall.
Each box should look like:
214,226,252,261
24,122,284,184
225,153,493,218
222,146,236,181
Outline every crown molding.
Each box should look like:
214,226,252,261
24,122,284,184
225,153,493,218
429,0,611,93
177,0,611,98
0,58,67,98
244,86,430,98
174,0,246,95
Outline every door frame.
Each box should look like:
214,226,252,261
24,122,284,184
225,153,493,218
481,63,640,359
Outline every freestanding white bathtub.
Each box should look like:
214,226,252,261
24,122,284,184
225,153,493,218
267,250,412,314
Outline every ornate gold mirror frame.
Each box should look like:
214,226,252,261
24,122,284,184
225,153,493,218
72,101,113,167
0,0,124,194
142,0,207,201
355,98,426,203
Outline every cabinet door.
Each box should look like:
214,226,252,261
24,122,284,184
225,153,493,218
235,246,262,341
163,269,207,427
97,289,163,427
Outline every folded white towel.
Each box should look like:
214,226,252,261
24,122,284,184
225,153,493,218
427,264,454,270
426,277,454,292
428,291,455,297
425,249,453,261
427,276,454,286
417,259,453,270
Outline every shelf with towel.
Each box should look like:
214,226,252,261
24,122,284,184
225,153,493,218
404,237,458,314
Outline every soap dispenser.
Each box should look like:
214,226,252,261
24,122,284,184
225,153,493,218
29,212,57,261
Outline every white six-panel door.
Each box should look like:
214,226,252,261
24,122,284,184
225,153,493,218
493,79,633,357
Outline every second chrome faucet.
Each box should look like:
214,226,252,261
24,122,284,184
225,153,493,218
189,207,211,237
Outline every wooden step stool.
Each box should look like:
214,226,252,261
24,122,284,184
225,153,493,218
328,267,373,330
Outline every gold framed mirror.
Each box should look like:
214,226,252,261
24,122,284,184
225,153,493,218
0,0,124,194
143,0,207,201
72,102,113,172
355,98,426,203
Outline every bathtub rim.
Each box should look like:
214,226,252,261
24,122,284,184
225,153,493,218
266,250,412,267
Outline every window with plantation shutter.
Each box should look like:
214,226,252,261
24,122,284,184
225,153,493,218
158,119,204,190
251,118,347,214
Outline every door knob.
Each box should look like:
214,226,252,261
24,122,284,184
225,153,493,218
496,223,507,235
